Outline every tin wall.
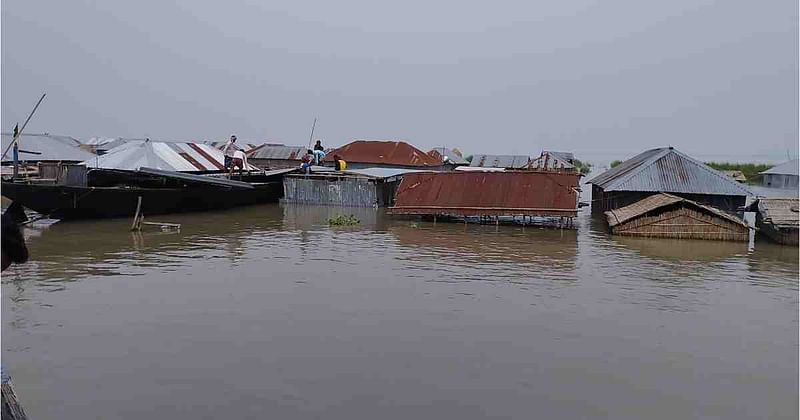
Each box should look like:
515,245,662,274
284,176,382,207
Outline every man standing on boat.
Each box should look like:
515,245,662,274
223,135,237,170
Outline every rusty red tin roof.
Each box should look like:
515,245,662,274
328,140,441,167
390,171,580,217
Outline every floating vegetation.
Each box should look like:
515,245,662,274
327,214,360,226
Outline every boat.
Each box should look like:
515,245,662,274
1,166,294,220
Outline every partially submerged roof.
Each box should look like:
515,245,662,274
1,132,95,163
605,193,748,228
588,147,752,196
247,144,307,160
391,171,581,217
761,159,799,176
85,140,257,172
469,154,531,169
428,147,468,165
329,140,441,167
754,198,799,229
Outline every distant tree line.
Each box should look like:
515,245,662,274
704,162,772,184
608,159,771,184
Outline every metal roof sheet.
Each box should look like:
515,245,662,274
136,167,255,189
588,147,752,196
761,159,799,176
85,140,257,172
391,171,580,217
529,152,575,170
345,167,430,179
469,154,531,169
329,140,441,167
1,133,95,163
428,147,468,165
546,151,574,162
247,144,307,160
604,193,748,227
755,198,799,228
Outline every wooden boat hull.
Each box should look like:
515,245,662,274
1,181,283,219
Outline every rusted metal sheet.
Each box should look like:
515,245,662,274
328,140,441,167
390,171,580,217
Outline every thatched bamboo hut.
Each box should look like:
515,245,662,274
604,193,750,241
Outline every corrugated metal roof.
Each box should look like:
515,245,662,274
204,140,259,153
761,159,799,176
428,147,468,165
137,167,255,189
469,154,531,169
328,140,441,167
247,144,307,160
345,167,429,179
605,193,748,227
756,198,799,228
85,140,257,172
529,152,575,171
546,151,574,162
1,133,96,163
588,147,752,196
391,171,580,217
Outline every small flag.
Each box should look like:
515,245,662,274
13,123,19,138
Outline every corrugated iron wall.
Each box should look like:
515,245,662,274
283,176,381,207
391,171,580,217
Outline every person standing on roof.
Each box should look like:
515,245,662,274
223,135,237,170
312,140,326,165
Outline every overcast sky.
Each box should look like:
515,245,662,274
2,0,797,161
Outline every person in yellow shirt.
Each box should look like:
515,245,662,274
333,154,347,171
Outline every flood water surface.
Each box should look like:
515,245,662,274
2,204,798,419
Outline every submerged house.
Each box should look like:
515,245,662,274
604,193,750,242
246,144,308,169
390,170,581,226
1,132,94,164
749,198,799,245
283,167,424,207
588,147,752,214
760,159,798,190
327,140,444,170
1,133,96,178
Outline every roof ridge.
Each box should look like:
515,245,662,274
604,148,671,190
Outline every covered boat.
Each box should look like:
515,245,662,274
1,166,293,220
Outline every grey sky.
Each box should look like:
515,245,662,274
2,0,797,161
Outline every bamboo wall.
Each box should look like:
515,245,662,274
592,187,746,215
610,205,749,241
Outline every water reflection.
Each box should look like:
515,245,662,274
2,202,798,420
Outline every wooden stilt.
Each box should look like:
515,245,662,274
131,196,142,231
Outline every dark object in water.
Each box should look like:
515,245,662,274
1,370,28,420
4,202,28,224
1,212,29,271
1,167,291,220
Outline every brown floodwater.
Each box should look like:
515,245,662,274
2,204,798,419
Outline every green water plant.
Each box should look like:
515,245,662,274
327,214,360,226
